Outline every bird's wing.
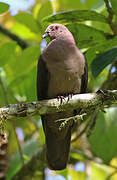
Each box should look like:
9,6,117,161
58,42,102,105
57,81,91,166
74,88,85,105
80,58,88,93
37,55,73,170
37,55,49,100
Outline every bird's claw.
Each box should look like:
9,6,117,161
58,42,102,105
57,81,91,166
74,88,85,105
96,89,107,96
57,96,66,104
67,94,73,102
57,94,73,104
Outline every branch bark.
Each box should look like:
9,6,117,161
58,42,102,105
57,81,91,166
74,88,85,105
0,90,117,121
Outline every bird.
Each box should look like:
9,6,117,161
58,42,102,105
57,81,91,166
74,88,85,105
37,23,88,170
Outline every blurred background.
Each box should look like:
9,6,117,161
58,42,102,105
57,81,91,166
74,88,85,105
0,0,117,179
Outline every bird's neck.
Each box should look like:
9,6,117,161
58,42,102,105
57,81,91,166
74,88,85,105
56,33,76,47
42,36,78,67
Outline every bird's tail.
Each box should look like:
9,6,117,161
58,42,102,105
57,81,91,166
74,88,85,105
42,114,72,170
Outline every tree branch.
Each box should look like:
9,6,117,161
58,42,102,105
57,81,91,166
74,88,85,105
5,90,117,178
0,25,29,49
0,90,117,121
104,0,117,35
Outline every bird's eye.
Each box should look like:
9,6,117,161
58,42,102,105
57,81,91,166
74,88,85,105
55,26,59,30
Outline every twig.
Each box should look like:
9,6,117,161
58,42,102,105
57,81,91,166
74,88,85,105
71,108,99,143
71,149,117,171
71,120,89,143
104,0,117,35
106,170,117,180
0,25,29,49
101,62,117,90
56,113,87,131
12,122,24,166
86,108,99,137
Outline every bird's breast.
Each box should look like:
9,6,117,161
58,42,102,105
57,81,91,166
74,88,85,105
42,39,85,98
47,67,82,98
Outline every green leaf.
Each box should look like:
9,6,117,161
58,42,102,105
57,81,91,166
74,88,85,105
37,1,53,21
5,45,40,100
14,45,40,74
9,67,37,101
14,13,39,33
7,45,40,81
56,169,68,179
42,10,107,23
85,36,117,66
11,23,39,40
66,23,107,49
0,41,17,66
91,47,117,77
58,0,101,11
6,138,39,180
89,109,117,163
58,0,85,11
69,169,86,180
90,162,113,180
110,0,117,16
0,2,9,14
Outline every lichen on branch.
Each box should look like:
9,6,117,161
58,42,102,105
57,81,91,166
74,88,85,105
0,90,117,122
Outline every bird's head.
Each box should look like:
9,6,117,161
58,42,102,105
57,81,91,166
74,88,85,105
43,23,71,40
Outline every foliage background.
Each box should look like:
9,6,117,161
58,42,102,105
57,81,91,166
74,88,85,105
0,0,117,179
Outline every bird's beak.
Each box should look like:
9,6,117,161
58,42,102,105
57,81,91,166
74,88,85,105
42,32,49,39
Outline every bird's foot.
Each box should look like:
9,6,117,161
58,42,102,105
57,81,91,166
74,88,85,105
57,94,73,104
67,94,73,102
57,96,66,104
96,89,106,95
